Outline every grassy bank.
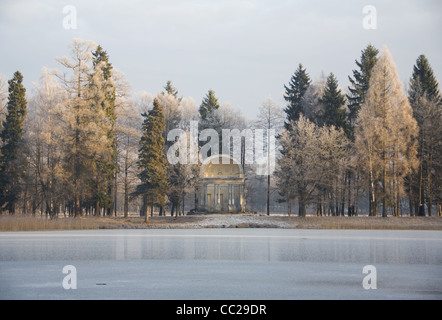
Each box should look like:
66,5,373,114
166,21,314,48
0,215,104,231
0,215,205,231
1,214,442,231
286,215,442,230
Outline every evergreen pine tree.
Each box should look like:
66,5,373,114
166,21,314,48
163,80,179,98
318,73,347,132
347,44,379,139
407,54,442,216
159,81,182,142
90,45,117,215
134,98,169,222
344,45,379,217
408,55,441,105
199,89,221,154
283,64,311,129
0,71,27,214
199,89,220,121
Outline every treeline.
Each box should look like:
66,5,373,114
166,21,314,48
276,45,441,217
0,38,245,218
0,40,124,217
0,39,440,218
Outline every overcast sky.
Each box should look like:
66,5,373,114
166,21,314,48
0,0,441,119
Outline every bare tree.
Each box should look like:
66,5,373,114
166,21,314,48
0,74,8,127
255,97,284,215
25,68,67,217
276,115,348,217
116,98,142,217
55,38,111,216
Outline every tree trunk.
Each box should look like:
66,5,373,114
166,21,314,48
368,176,374,216
182,191,185,215
418,137,424,215
114,172,118,216
347,171,352,216
123,146,129,218
382,162,387,218
317,193,323,216
298,197,306,217
428,152,433,216
266,174,270,216
145,204,152,223
140,195,147,219
123,188,128,218
95,201,100,217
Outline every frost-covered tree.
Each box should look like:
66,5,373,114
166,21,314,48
276,115,348,217
133,91,154,115
255,97,284,215
355,46,418,217
56,38,109,216
53,39,128,217
180,96,199,125
302,77,327,124
316,73,351,215
316,123,350,216
0,74,8,127
178,96,200,210
159,82,190,216
25,68,66,216
115,97,141,218
166,129,197,217
158,83,182,140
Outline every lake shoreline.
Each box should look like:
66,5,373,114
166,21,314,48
1,214,442,231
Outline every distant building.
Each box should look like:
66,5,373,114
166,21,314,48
197,154,245,213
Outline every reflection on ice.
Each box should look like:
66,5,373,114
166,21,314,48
111,230,442,265
2,229,439,265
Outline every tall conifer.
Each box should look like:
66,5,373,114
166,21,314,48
199,89,220,121
135,98,169,222
319,73,347,133
0,71,27,214
347,44,379,139
283,64,311,129
407,55,442,216
90,45,117,215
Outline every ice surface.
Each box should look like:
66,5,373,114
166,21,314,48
0,229,441,299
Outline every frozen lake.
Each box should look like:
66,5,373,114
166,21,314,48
0,229,441,300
